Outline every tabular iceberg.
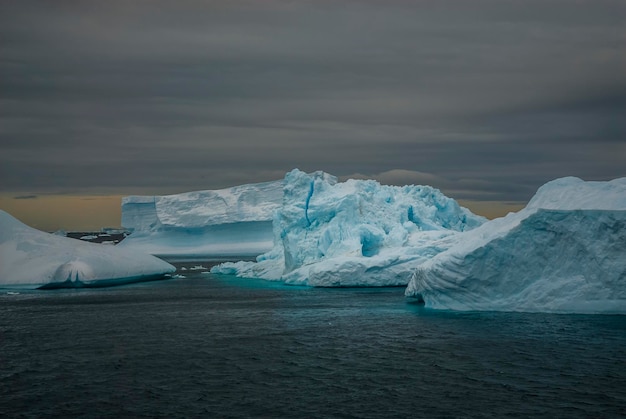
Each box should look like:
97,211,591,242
405,177,626,314
0,210,175,289
119,179,283,259
212,169,486,286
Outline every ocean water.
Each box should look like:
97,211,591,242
1,265,625,418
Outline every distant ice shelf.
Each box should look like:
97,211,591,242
118,179,284,259
0,210,175,289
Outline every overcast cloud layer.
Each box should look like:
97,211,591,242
1,0,624,203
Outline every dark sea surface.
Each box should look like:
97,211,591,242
1,264,625,418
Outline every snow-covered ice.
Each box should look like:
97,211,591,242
405,177,626,314
212,169,485,286
119,179,283,258
0,210,175,289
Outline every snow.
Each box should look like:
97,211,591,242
0,210,175,289
119,179,284,258
211,169,486,286
405,177,626,314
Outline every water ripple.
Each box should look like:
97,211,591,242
1,275,625,418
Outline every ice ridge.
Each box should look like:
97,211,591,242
405,177,626,314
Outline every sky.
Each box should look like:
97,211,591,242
1,0,625,230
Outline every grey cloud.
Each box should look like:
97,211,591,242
0,0,624,203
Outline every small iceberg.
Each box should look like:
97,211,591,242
0,210,175,289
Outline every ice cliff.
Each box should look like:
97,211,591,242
405,177,626,314
212,169,486,286
119,179,283,258
0,210,175,289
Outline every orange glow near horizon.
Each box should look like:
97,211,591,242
0,195,124,232
0,194,526,233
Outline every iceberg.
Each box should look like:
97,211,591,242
212,169,486,286
405,177,626,314
118,179,284,259
0,210,175,289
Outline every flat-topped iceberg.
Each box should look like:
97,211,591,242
405,177,626,314
0,210,175,289
212,169,486,286
119,179,283,259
